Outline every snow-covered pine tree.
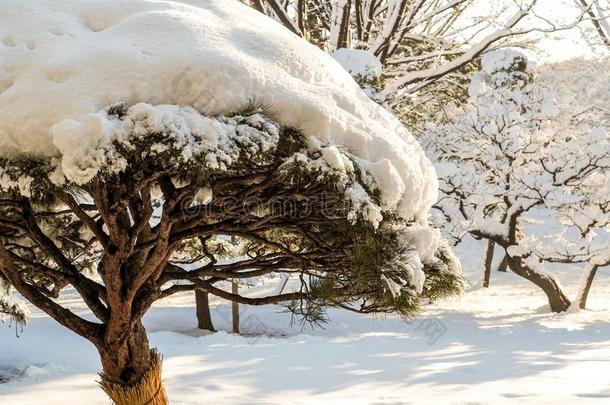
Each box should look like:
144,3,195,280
424,49,609,312
0,102,463,404
0,1,463,403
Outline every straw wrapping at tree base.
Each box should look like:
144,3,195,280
98,349,168,405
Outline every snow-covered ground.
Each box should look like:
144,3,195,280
1,237,609,404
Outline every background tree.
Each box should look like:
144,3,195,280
422,49,609,312
245,0,588,128
0,103,463,403
537,56,610,308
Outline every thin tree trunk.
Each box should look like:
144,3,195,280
577,263,600,309
297,0,305,33
232,281,240,334
329,0,352,50
483,240,494,288
497,254,508,272
337,0,352,49
195,289,215,331
506,255,571,312
498,215,571,312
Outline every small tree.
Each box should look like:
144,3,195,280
554,121,609,308
0,102,463,403
531,57,610,309
423,49,609,312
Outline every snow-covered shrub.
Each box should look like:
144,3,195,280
423,49,609,312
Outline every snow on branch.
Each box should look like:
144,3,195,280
422,49,609,311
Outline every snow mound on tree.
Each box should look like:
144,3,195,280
0,0,437,222
331,49,383,79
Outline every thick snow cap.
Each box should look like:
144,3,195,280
0,0,437,222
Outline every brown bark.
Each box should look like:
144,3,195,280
232,281,240,334
195,289,215,331
0,240,103,342
578,264,600,309
497,254,508,272
473,211,571,313
297,0,305,33
506,255,571,312
503,212,571,312
99,322,153,385
483,240,494,288
336,0,352,50
266,0,302,36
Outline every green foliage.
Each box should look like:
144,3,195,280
345,229,422,316
0,103,463,331
275,126,308,159
282,220,464,323
0,155,59,205
421,243,466,302
235,98,278,121
0,281,29,328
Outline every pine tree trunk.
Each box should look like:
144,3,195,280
497,254,508,272
98,322,168,405
195,289,215,331
483,240,494,288
577,263,600,310
506,255,571,312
